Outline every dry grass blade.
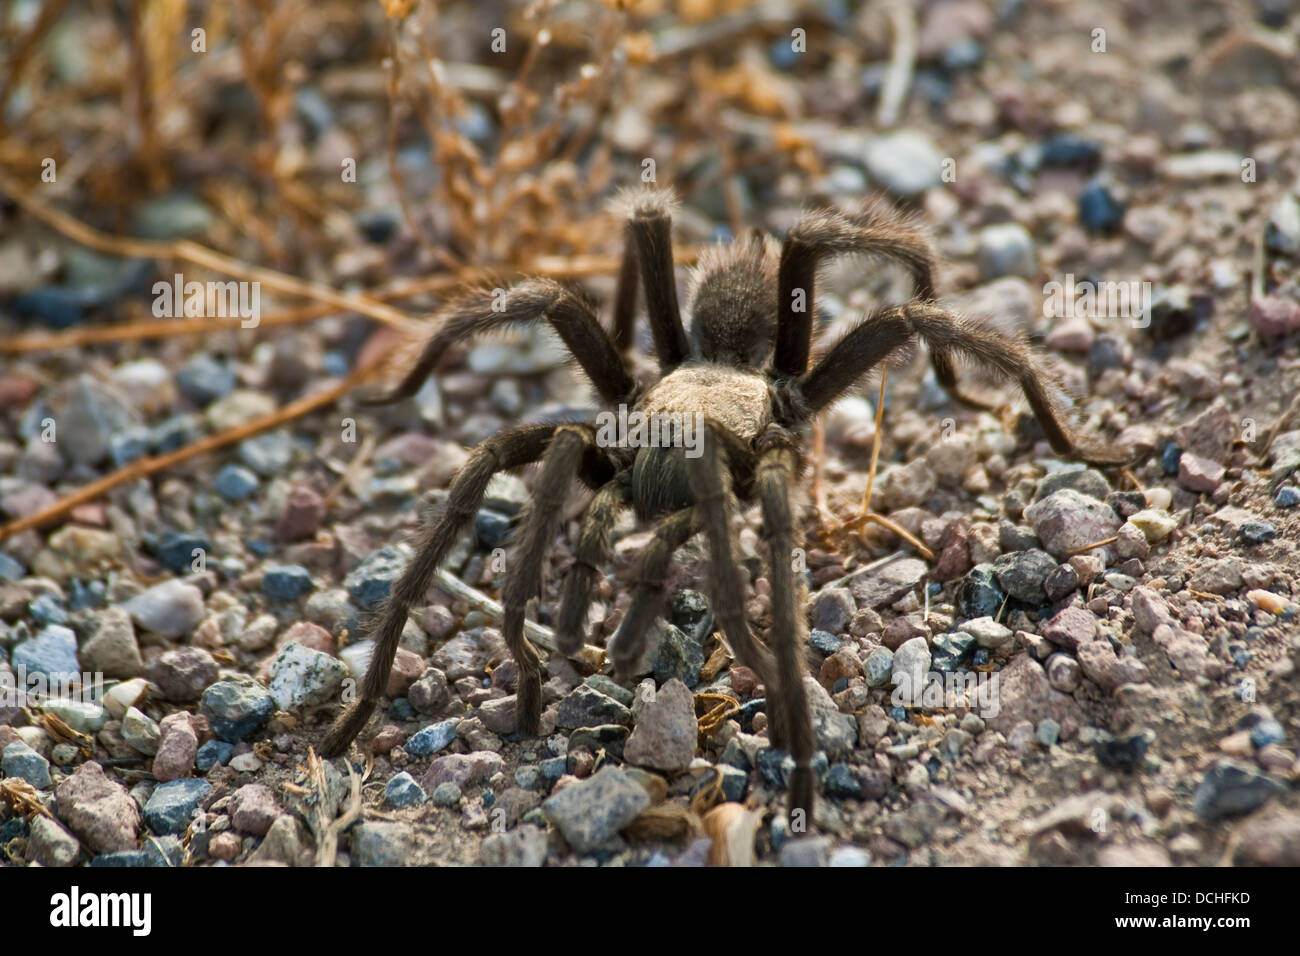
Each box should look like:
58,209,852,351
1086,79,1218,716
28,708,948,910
0,368,367,543
0,173,418,333
0,777,56,819
695,692,739,744
299,747,364,868
625,802,702,842
431,567,582,656
36,710,95,751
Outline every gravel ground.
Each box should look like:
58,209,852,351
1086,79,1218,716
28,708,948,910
2,0,1300,867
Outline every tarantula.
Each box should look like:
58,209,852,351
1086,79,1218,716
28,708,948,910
320,189,1126,818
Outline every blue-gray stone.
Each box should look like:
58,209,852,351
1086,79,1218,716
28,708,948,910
239,431,294,476
150,414,203,453
824,762,862,799
144,834,185,867
12,625,80,680
0,552,25,581
13,286,86,328
652,623,704,688
931,632,976,672
1040,133,1102,170
864,646,894,687
1079,179,1124,234
101,429,148,471
262,564,314,601
89,851,150,867
384,771,427,808
514,765,545,791
1238,522,1276,545
144,779,211,834
756,748,829,788
214,464,259,501
718,764,748,802
1037,719,1061,747
956,564,1005,619
1274,486,1300,508
719,738,750,771
540,756,567,785
176,355,236,406
2,741,52,789
1249,718,1285,748
431,782,462,807
474,509,512,549
406,718,461,757
131,193,214,240
195,739,233,772
993,549,1057,604
557,686,632,729
345,546,409,610
1093,729,1154,769
28,593,69,626
810,629,842,655
1160,442,1182,475
669,589,715,644
1193,761,1286,820
155,532,210,574
200,680,275,742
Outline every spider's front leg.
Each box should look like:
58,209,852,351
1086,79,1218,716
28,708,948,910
798,303,1132,468
360,279,636,407
754,423,817,820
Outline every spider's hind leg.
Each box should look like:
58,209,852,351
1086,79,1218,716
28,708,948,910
319,424,558,758
554,478,631,656
501,424,603,735
608,505,700,681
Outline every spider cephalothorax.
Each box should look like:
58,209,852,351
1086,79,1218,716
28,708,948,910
320,188,1128,819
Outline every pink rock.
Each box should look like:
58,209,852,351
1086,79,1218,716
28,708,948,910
370,725,405,755
1077,639,1148,691
421,751,505,791
152,712,198,782
624,679,698,772
477,695,517,734
275,484,326,541
55,762,140,853
1044,317,1095,352
229,783,280,836
1042,606,1098,651
818,648,863,690
1178,452,1224,493
279,621,335,656
989,653,1082,733
1130,587,1174,634
930,522,971,582
729,666,760,697
1249,295,1300,340
386,647,425,698
209,830,242,861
